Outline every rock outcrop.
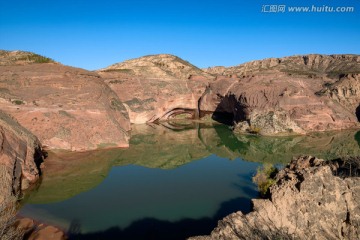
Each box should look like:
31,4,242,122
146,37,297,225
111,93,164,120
0,110,43,199
189,156,360,240
100,54,213,80
0,50,130,151
203,54,360,78
0,50,56,66
1,51,360,145
199,54,360,135
98,54,211,123
320,73,360,120
0,110,44,239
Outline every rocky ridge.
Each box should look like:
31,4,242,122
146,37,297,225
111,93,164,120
98,54,210,124
0,50,56,66
199,55,360,135
189,155,360,240
204,54,360,78
100,54,213,80
0,50,130,151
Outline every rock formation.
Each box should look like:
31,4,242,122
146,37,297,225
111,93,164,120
200,54,360,135
100,54,213,80
2,51,360,140
203,54,360,77
98,54,211,123
0,110,44,239
0,50,130,151
99,53,360,135
189,155,360,240
0,110,43,198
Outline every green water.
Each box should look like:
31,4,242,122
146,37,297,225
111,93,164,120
18,123,360,239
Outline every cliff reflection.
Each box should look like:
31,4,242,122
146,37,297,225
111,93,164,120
25,122,360,204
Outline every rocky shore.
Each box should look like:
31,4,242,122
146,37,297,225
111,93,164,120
189,155,360,240
0,50,360,239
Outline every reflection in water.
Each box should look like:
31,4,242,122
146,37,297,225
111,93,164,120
18,122,360,239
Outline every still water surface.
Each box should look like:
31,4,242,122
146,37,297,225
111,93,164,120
18,123,360,239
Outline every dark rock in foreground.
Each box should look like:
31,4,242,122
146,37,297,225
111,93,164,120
189,156,360,240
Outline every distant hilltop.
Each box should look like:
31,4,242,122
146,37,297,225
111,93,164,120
1,50,360,79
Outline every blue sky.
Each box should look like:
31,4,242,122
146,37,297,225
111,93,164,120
1,0,359,70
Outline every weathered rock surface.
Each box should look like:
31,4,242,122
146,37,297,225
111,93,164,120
98,54,211,123
0,50,56,66
0,50,130,151
204,54,360,77
320,73,360,121
100,54,213,80
189,155,360,240
2,51,359,137
200,54,360,135
0,110,44,239
0,110,43,200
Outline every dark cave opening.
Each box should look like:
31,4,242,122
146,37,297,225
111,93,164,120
356,105,360,122
212,111,235,125
211,94,248,126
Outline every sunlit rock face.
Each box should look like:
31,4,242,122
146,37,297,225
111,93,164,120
0,50,130,151
100,53,360,135
98,54,212,124
200,54,360,135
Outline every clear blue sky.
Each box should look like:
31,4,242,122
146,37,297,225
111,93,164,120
1,0,359,70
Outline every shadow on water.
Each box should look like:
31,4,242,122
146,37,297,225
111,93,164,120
67,196,252,240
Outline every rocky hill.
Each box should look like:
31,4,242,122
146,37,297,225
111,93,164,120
204,54,360,79
100,54,213,80
1,50,359,146
0,50,56,66
199,54,360,135
0,50,130,151
98,54,210,123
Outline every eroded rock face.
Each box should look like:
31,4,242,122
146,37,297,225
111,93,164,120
190,156,360,240
322,73,360,120
200,55,360,135
98,54,211,123
100,54,213,80
0,110,43,198
0,51,130,151
0,110,44,239
203,54,360,77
